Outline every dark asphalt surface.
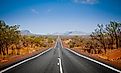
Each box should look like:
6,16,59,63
3,38,118,73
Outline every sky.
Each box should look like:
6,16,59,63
0,0,121,34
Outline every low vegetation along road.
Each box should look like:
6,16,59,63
0,37,120,73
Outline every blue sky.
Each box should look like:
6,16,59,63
0,0,121,34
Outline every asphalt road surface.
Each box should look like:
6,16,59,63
1,37,119,73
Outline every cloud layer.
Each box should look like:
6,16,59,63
73,0,98,4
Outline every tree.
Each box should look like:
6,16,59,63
90,24,107,53
106,21,121,49
0,20,20,55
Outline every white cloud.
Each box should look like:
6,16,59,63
31,9,39,14
73,0,98,4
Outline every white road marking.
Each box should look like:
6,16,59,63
60,37,63,48
66,48,121,73
54,37,58,48
57,62,59,65
58,58,63,73
0,48,52,73
57,36,63,73
58,48,61,58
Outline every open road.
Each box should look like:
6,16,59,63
0,37,120,73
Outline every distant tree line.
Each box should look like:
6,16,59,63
63,21,121,54
0,20,55,56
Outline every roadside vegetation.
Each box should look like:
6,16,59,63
62,21,121,69
63,21,121,54
0,20,56,68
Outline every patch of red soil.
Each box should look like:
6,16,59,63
105,49,121,60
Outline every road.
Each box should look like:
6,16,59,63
0,37,119,73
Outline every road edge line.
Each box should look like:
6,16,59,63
0,48,52,73
66,48,121,73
